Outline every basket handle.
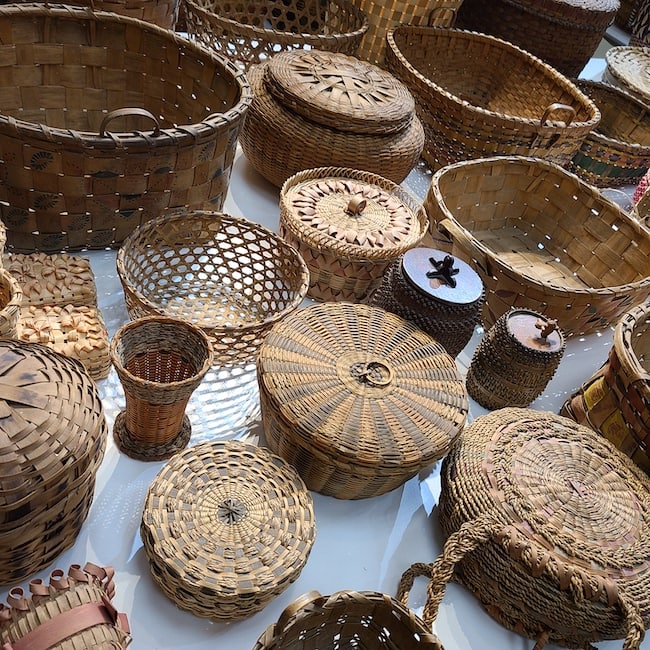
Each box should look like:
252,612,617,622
540,103,576,127
437,218,492,278
99,108,161,137
428,3,460,26
275,590,323,634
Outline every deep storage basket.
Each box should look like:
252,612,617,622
256,302,468,499
561,300,650,474
567,78,650,187
604,46,650,106
0,339,107,585
429,408,650,649
0,3,252,253
423,155,650,336
385,26,600,172
140,440,316,620
117,210,310,365
182,0,368,70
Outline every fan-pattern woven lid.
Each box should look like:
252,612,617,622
264,49,415,135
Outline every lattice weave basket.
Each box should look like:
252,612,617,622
604,46,650,106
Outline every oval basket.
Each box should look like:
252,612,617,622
182,0,368,70
0,3,252,253
604,46,650,106
385,25,600,172
423,155,650,337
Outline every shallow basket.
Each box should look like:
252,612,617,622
183,0,368,70
423,155,650,336
604,46,650,105
385,25,600,172
116,210,310,365
0,3,252,253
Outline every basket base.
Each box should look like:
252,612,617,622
113,411,192,461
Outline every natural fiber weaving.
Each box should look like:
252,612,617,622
140,440,316,619
604,46,650,106
0,269,22,340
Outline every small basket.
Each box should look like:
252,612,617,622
423,155,650,336
117,210,309,366
561,300,650,474
385,25,600,172
182,0,368,70
0,268,23,339
0,563,131,649
0,3,252,253
604,46,650,106
140,440,316,620
567,79,650,188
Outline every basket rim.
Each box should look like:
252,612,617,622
615,301,650,382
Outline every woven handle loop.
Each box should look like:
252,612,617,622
428,3,460,26
275,591,322,634
99,108,161,137
437,218,492,278
345,196,367,216
351,360,394,387
540,103,576,127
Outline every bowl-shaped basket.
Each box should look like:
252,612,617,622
117,210,310,365
423,155,650,337
604,46,650,106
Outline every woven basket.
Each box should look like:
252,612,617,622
256,302,468,499
561,300,650,475
423,155,650,336
426,408,650,649
183,0,368,70
567,78,650,188
0,269,23,339
604,47,650,106
116,210,309,366
0,3,252,253
617,0,642,27
140,440,316,620
385,26,600,172
0,563,131,649
0,339,107,585
279,167,428,302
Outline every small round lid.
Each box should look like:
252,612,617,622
401,247,484,306
506,309,565,353
264,49,415,135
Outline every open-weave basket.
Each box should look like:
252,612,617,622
567,78,650,188
0,269,23,339
604,46,650,106
182,0,368,70
0,3,252,253
423,155,650,336
116,210,309,365
140,440,316,620
385,25,600,172
427,408,650,649
561,300,650,474
0,563,131,649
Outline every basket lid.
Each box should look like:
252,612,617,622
264,49,415,135
505,0,618,21
605,47,650,104
401,247,484,306
506,309,565,352
257,303,468,470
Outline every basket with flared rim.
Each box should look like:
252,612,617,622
604,46,650,106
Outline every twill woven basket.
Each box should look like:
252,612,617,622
385,26,600,172
423,155,650,336
0,3,251,253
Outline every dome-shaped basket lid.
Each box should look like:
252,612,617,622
401,247,484,306
264,49,416,135
505,309,565,353
281,171,427,260
0,339,106,513
257,303,468,470
508,0,618,21
140,440,316,604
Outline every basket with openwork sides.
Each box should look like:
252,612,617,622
140,440,316,620
0,563,131,649
116,209,309,365
604,46,650,106
0,3,252,253
423,155,650,337
385,25,600,172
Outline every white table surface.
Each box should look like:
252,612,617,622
0,144,646,649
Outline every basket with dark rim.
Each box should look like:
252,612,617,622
567,78,650,188
116,209,310,365
423,155,650,337
604,46,650,106
0,3,252,253
182,0,368,70
384,25,600,172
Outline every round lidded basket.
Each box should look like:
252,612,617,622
432,408,650,649
140,439,316,620
561,300,650,475
367,247,485,357
0,563,131,649
239,50,424,188
604,46,650,106
279,167,428,302
0,3,252,253
0,268,23,339
256,302,468,499
0,339,107,585
116,210,310,366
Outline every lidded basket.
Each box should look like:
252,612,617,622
0,339,107,585
256,302,468,499
279,167,428,302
